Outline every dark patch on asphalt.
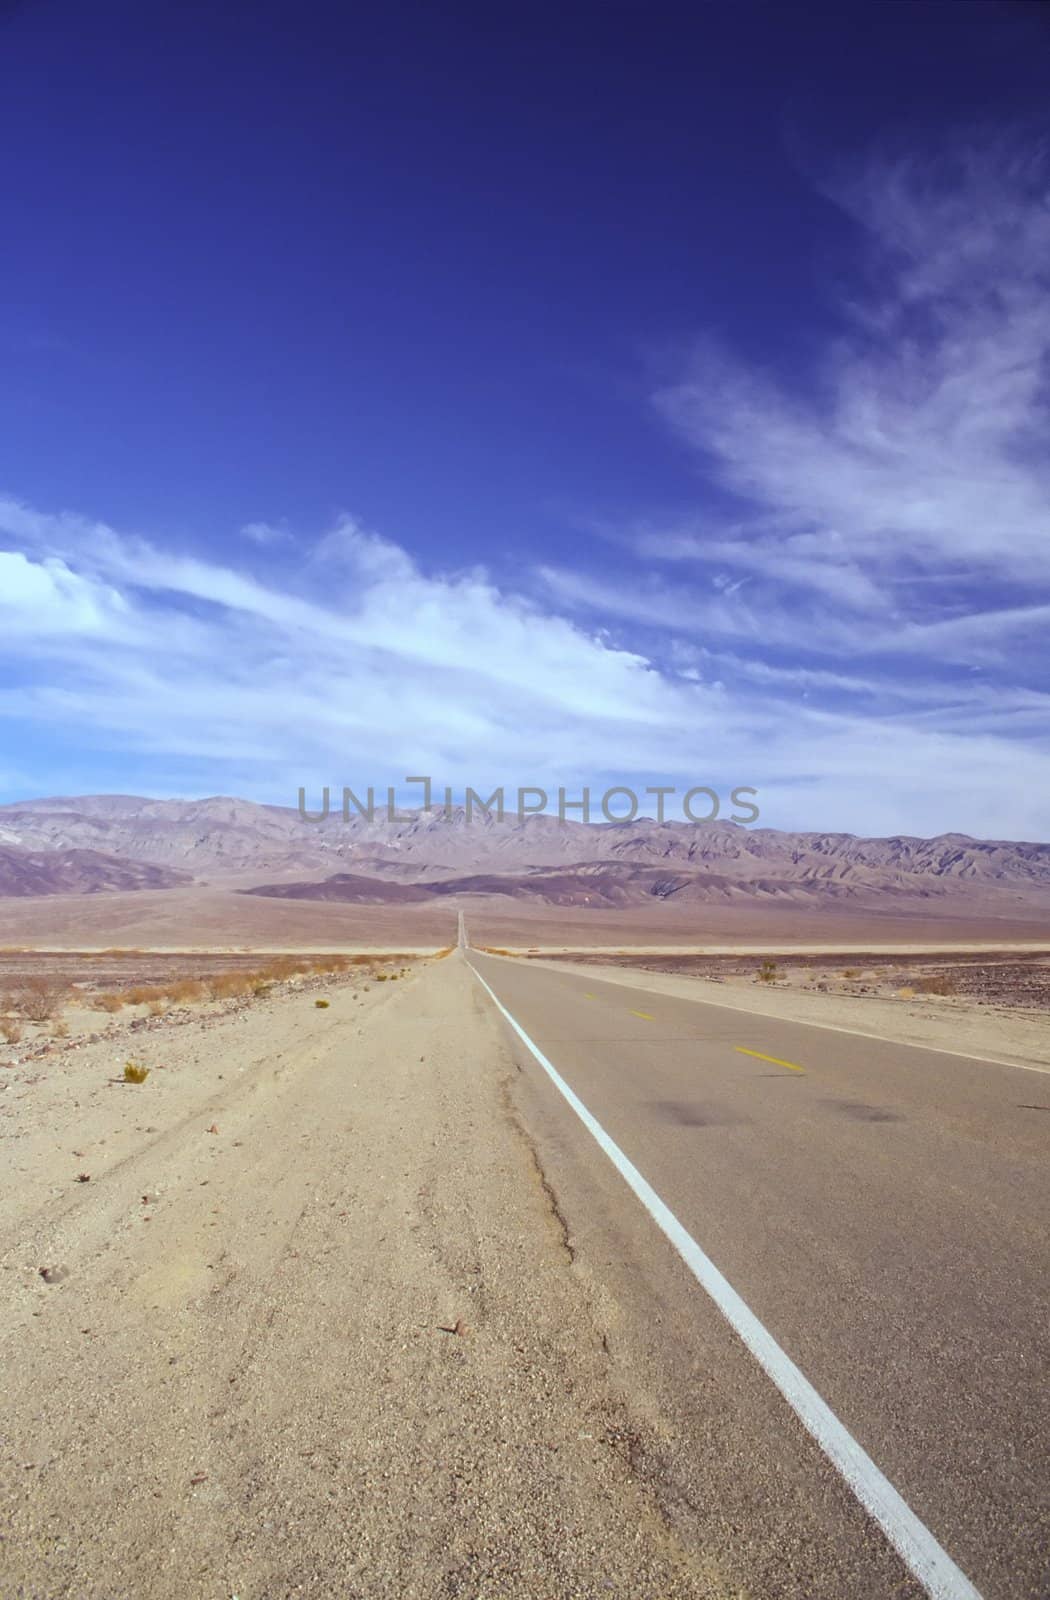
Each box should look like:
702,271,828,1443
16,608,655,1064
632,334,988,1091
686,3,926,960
652,1100,743,1127
1018,1104,1050,1114
822,1099,902,1123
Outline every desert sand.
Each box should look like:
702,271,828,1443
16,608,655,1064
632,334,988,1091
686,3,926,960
1,954,738,1599
1,879,1048,952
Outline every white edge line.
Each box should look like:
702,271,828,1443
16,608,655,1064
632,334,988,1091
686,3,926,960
468,959,983,1600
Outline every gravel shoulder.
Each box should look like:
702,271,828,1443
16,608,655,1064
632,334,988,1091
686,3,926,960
1,954,739,1599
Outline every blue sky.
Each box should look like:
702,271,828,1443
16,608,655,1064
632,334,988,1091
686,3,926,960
2,1,1050,838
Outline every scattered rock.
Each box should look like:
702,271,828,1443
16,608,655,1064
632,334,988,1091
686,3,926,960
39,1265,70,1285
75,1172,91,1183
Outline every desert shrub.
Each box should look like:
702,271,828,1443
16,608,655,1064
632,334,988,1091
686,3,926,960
841,968,861,980
251,981,272,997
265,956,311,980
206,973,251,1000
92,991,125,1013
310,955,349,974
897,986,916,1000
123,1061,149,1083
757,959,778,984
125,984,166,1006
375,973,388,982
913,974,957,996
1,1018,22,1045
51,1019,70,1039
147,998,168,1016
13,976,69,1023
167,978,205,1004
314,998,330,1008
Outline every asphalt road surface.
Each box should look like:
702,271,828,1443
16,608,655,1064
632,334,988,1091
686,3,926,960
467,950,1050,1600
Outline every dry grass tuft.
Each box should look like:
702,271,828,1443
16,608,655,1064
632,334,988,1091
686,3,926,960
123,1061,149,1084
1,1018,22,1045
206,973,252,1000
167,978,205,1004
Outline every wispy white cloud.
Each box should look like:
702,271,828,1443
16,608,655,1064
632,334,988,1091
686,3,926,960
1,142,1048,837
528,134,1050,838
2,492,1050,837
641,138,1050,660
240,520,292,546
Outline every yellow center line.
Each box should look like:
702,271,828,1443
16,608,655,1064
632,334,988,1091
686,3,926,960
630,1009,656,1021
735,1046,805,1073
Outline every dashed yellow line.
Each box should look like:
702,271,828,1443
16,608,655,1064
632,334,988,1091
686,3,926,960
735,1046,805,1073
630,1009,656,1021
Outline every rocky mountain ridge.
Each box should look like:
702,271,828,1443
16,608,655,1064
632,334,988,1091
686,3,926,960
0,794,1047,907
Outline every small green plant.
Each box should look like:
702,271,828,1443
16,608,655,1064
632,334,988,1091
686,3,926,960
124,1061,150,1084
757,959,778,984
314,998,330,1008
376,974,388,982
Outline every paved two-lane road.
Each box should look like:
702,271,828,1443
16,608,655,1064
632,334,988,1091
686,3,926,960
468,950,1050,1600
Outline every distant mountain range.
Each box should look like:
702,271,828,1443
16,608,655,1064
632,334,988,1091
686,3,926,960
0,793,1047,913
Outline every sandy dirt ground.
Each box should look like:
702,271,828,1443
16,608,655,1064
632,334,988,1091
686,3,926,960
1,882,1047,950
0,886,460,950
520,953,1050,1072
1,954,740,1600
